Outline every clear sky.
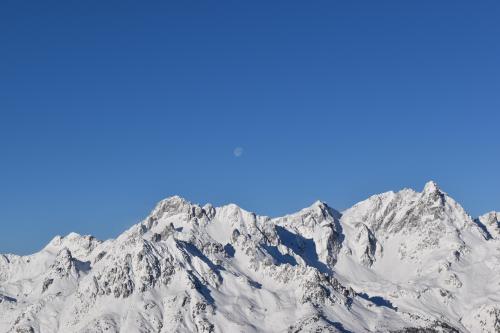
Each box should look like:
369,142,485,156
1,1,499,254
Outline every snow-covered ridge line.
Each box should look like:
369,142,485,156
1,181,499,333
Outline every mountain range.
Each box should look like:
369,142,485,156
1,181,499,332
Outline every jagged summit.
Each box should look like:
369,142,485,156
150,195,194,216
420,180,448,207
307,199,330,211
282,199,339,221
1,182,499,333
422,180,441,194
44,232,101,260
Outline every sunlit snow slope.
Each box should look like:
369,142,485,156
1,181,499,333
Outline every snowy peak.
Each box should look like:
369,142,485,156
334,181,489,291
44,232,101,260
341,181,475,235
149,195,196,219
421,180,447,206
284,200,341,227
422,180,441,195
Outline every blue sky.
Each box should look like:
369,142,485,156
1,1,499,254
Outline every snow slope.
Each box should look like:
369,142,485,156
1,182,499,333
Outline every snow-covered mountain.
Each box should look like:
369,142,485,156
1,181,499,333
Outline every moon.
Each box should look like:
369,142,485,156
233,147,243,157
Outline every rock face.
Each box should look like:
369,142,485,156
1,182,499,333
477,211,500,239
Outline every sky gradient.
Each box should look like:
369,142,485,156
1,1,499,254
